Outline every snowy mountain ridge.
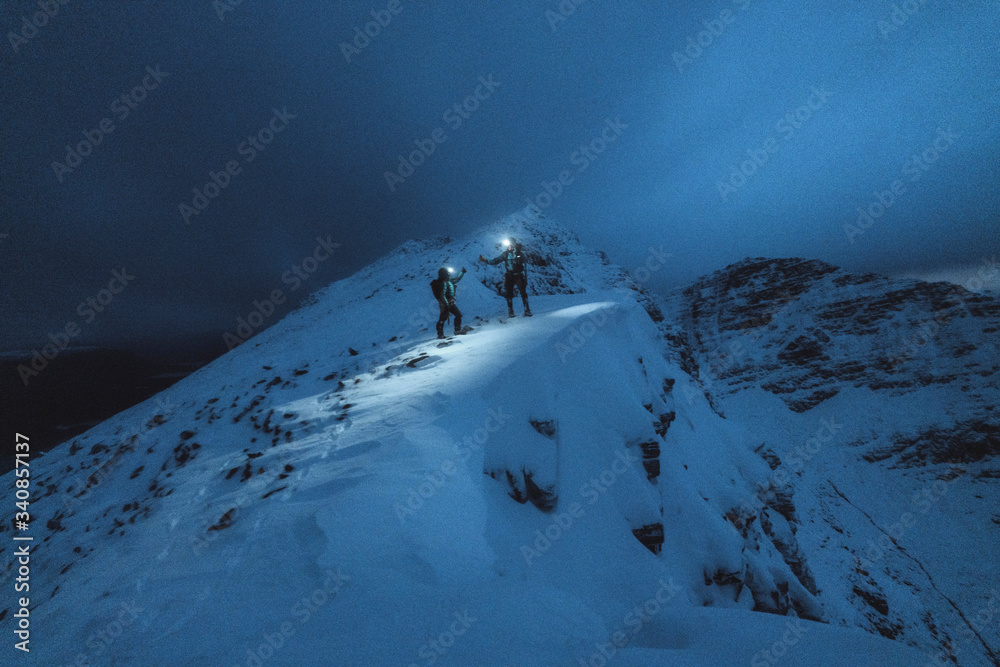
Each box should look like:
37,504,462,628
662,256,1000,666
1,212,978,665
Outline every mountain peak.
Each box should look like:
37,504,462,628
1,223,979,665
6,213,847,664
665,252,999,413
710,256,844,293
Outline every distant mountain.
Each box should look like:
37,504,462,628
665,256,999,418
2,214,981,665
661,257,1000,665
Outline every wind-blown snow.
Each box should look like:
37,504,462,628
0,213,935,665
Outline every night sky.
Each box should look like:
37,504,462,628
2,0,998,357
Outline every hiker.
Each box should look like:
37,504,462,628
479,238,531,317
432,266,466,339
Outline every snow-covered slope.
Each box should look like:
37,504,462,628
2,216,930,665
662,257,1000,666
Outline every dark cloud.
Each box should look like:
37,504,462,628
1,0,997,355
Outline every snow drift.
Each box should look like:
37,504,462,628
0,213,959,665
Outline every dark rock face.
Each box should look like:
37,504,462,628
663,257,1000,417
632,523,664,554
489,467,557,512
529,419,557,438
725,475,823,622
664,257,1000,659
865,418,1000,466
637,440,660,480
523,470,557,512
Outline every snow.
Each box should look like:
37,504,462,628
716,383,1000,663
659,257,1000,665
0,212,938,665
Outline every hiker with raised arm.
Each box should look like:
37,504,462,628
431,266,467,339
479,238,531,318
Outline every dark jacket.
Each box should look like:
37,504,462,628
487,245,526,274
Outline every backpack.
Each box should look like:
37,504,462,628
511,248,526,273
430,278,444,300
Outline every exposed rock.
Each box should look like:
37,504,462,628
865,419,1000,466
529,419,557,438
632,523,663,554
523,470,557,512
662,257,1000,418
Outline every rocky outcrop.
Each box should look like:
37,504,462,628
663,257,1000,416
665,257,1000,663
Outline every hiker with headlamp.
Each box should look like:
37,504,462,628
431,266,466,339
479,238,531,318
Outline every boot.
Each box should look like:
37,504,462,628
436,321,445,339
507,300,516,318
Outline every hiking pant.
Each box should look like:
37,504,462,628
504,271,529,312
437,300,462,336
